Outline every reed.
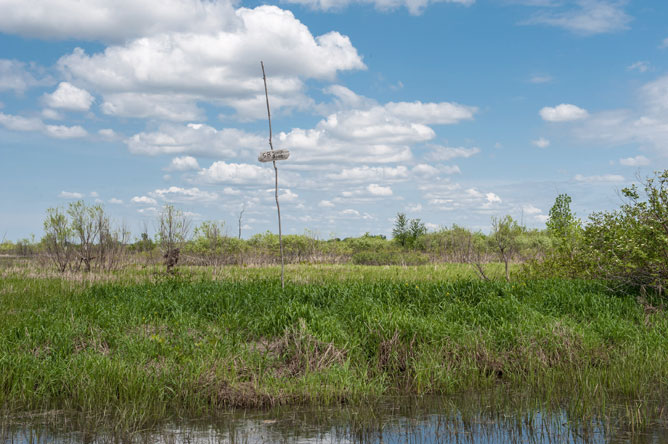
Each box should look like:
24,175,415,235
1,265,667,429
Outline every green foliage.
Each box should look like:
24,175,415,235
583,171,668,291
491,215,523,281
43,206,74,272
1,269,667,426
392,213,426,249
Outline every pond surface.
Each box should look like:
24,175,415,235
3,393,668,443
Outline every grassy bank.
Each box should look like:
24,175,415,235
1,265,667,428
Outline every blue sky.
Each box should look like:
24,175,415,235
1,0,667,241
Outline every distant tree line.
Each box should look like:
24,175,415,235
1,170,667,293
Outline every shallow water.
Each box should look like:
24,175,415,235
3,393,668,443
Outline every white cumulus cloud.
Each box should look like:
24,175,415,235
131,196,158,205
43,82,94,111
278,98,476,164
574,174,625,183
166,156,200,171
531,137,550,148
198,161,272,185
127,123,263,157
45,124,87,138
59,191,83,199
540,104,589,122
0,0,241,42
282,0,474,16
0,59,50,93
151,186,218,203
426,145,480,161
367,184,393,196
326,165,409,182
619,155,649,167
56,6,365,120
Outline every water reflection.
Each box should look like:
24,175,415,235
3,393,668,443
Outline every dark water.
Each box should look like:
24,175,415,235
3,393,668,443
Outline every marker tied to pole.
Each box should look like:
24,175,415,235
258,149,290,163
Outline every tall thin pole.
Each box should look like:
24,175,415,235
261,61,284,289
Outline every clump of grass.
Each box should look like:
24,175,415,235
0,266,667,430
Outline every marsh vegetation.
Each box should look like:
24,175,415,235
1,171,668,441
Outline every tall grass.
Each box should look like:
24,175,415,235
1,266,667,429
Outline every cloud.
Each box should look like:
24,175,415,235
660,37,668,49
627,61,650,73
0,0,241,42
43,82,94,111
278,98,476,164
101,93,203,121
279,189,299,202
41,108,63,120
45,124,87,138
539,104,589,122
426,145,480,161
0,59,50,93
131,196,158,205
574,173,625,183
56,6,365,120
367,184,393,196
532,137,550,148
326,165,409,182
572,75,668,154
339,208,373,219
529,74,553,84
619,155,649,167
126,123,263,157
420,182,506,212
524,0,631,35
0,112,87,138
98,128,117,139
384,101,477,125
198,161,272,185
59,191,83,199
282,0,474,16
523,204,542,215
485,192,502,205
411,164,439,177
318,200,335,208
0,113,43,132
109,198,123,204
535,214,549,223
151,186,218,203
166,156,200,171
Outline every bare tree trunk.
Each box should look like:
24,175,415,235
261,61,284,289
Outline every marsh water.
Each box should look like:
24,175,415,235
3,391,668,444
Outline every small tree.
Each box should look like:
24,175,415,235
43,207,74,272
68,200,101,272
408,218,427,248
491,215,523,282
393,213,426,249
157,204,191,273
392,213,410,247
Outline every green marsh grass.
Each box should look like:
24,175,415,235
1,265,667,430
